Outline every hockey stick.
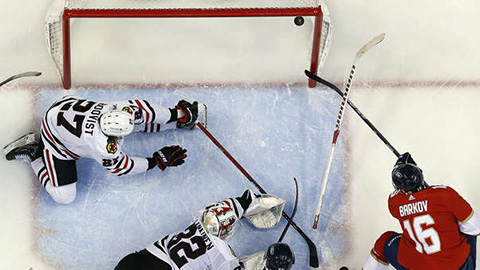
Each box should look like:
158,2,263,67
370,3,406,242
312,33,385,229
196,122,319,268
304,70,401,157
0,71,42,87
278,177,299,242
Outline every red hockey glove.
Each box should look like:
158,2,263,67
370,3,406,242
153,145,187,171
175,100,198,129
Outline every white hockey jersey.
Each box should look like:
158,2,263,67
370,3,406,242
40,96,175,177
146,218,243,270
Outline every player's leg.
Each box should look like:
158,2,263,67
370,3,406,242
115,249,172,270
3,132,40,163
31,140,78,204
381,232,409,270
459,235,477,270
363,231,409,270
4,134,77,204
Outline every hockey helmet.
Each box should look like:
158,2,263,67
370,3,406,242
264,243,295,270
202,201,240,240
392,163,425,193
100,110,134,137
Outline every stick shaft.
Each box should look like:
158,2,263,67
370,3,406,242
304,70,401,157
312,33,386,229
278,177,299,242
196,122,319,268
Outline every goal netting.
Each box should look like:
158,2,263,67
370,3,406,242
45,0,332,89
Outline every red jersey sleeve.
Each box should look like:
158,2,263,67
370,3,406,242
445,186,473,222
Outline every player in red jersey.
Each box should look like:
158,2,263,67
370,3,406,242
362,153,480,270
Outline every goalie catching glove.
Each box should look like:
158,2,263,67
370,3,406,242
153,145,187,171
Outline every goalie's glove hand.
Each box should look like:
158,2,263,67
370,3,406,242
153,145,187,171
395,152,417,166
175,100,198,129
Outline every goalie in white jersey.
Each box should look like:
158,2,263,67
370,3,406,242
3,96,207,204
115,190,295,270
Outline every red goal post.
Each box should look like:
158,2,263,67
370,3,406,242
45,0,332,89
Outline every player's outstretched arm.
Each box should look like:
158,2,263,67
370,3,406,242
150,145,187,171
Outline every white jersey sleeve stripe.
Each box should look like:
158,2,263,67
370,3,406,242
110,155,131,175
118,159,135,176
134,100,152,123
142,100,156,122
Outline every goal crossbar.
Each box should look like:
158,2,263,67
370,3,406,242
47,3,330,89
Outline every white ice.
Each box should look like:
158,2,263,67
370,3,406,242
1,0,480,270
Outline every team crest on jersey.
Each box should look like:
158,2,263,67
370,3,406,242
122,106,133,115
106,138,118,154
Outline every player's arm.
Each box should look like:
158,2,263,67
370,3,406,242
99,145,187,176
117,100,200,132
447,186,480,235
459,210,480,235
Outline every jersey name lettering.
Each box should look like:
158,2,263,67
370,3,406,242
399,200,428,217
84,103,107,136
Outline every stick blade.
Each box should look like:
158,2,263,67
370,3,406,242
354,33,385,63
15,71,42,78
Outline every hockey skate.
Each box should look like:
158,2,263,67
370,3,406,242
3,132,40,163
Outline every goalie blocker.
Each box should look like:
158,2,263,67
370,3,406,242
202,189,286,240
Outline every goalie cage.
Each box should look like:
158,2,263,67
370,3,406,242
45,0,332,89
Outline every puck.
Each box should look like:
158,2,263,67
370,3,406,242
294,16,304,26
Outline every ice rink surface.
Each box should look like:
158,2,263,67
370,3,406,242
34,87,347,270
1,0,480,270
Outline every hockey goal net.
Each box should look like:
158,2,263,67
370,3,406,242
45,0,332,89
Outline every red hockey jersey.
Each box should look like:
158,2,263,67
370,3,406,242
388,185,473,270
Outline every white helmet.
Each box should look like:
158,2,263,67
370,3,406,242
100,110,134,137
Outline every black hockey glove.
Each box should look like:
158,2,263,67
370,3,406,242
395,152,417,166
153,145,187,171
175,100,198,129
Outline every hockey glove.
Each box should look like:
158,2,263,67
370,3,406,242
175,100,198,129
153,145,187,171
395,152,417,166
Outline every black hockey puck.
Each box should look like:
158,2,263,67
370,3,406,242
294,16,304,26
339,267,349,270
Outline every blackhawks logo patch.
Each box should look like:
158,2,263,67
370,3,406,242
122,106,133,114
106,138,118,154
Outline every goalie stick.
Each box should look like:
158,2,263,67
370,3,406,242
277,177,299,243
312,33,385,229
196,122,319,268
0,71,42,87
304,70,401,157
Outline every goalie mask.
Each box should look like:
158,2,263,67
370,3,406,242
100,110,134,137
202,200,240,240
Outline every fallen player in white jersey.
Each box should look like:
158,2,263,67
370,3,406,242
3,96,207,204
115,190,295,270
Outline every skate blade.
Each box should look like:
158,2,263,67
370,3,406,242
3,132,35,157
